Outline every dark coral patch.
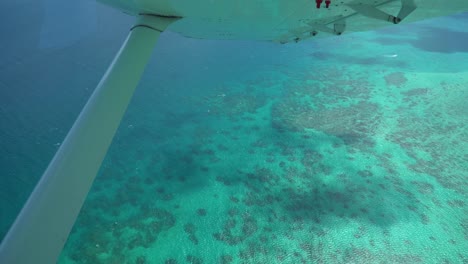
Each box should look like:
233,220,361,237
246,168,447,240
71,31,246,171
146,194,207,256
384,72,407,87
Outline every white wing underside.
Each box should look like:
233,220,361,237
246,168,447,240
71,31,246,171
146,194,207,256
100,0,468,42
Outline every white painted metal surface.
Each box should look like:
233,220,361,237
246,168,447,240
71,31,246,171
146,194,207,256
98,0,468,43
0,15,178,264
1,1,467,263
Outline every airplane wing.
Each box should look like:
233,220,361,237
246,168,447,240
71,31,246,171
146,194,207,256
2,1,466,263
97,0,468,43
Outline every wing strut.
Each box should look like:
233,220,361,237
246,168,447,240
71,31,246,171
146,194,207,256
348,0,416,24
0,14,179,264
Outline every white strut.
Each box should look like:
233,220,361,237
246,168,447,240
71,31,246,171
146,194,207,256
348,0,417,24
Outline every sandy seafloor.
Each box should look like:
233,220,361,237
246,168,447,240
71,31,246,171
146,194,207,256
56,15,468,264
0,6,467,264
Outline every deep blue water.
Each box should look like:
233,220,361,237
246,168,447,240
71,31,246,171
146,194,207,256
1,1,467,263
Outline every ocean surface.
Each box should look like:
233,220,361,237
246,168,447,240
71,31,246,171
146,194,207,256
0,2,467,263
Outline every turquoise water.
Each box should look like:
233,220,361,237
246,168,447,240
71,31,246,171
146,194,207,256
1,4,467,264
